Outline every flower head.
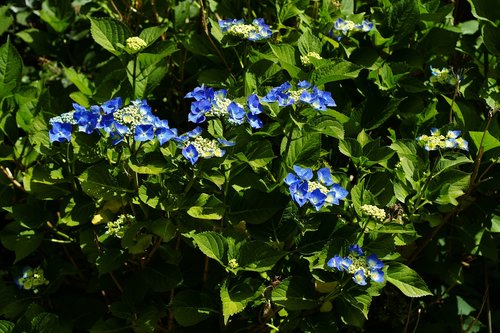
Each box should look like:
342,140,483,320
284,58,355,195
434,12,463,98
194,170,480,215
125,36,147,54
219,18,272,41
417,128,468,151
15,266,49,293
262,81,336,111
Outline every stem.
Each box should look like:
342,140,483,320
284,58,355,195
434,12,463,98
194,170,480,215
449,80,461,124
132,54,138,99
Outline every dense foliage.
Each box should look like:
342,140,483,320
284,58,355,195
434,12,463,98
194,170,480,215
0,0,499,332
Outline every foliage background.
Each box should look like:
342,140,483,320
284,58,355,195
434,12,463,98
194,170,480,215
0,0,499,332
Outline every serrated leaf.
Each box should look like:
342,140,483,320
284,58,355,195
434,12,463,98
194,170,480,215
269,44,301,78
190,232,227,265
90,17,130,56
298,30,322,55
0,38,22,99
220,278,264,324
0,320,14,333
0,6,14,37
311,59,363,85
386,262,432,297
282,129,321,167
128,154,169,174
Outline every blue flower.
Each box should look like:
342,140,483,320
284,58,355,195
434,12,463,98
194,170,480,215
349,244,364,256
366,254,384,270
217,138,236,147
358,20,374,32
101,97,122,114
247,94,263,114
327,255,343,270
219,18,272,41
325,184,349,205
317,167,334,186
156,127,177,145
352,269,367,286
290,181,309,207
308,189,327,211
49,122,72,143
182,144,199,165
73,109,99,134
369,269,385,283
134,124,155,142
227,102,246,125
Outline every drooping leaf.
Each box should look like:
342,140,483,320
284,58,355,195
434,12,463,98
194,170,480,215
190,232,228,265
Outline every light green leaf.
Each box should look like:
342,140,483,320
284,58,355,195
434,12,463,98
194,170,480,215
39,0,74,33
90,17,130,56
148,218,177,242
386,262,432,297
128,154,169,174
469,130,500,153
490,215,500,233
298,30,322,55
269,44,301,78
190,231,227,264
139,25,168,46
63,66,94,96
311,59,363,85
0,6,14,37
0,37,22,99
187,193,225,220
0,320,14,333
282,129,321,167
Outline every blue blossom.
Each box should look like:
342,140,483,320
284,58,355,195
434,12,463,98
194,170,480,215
285,165,347,210
263,81,336,111
49,122,72,143
327,245,385,285
156,127,177,146
218,18,272,41
333,18,374,34
176,128,230,164
182,144,199,165
228,102,246,125
134,124,155,142
74,108,99,134
417,128,468,151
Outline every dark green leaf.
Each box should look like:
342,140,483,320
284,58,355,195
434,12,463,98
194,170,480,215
0,38,22,99
387,262,432,297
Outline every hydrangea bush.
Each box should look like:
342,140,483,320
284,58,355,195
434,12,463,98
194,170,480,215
0,0,499,332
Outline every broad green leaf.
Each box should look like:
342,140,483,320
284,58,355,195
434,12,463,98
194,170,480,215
142,265,182,292
306,116,344,140
229,189,286,224
435,155,472,175
31,312,72,333
0,38,22,99
128,153,169,174
190,231,227,264
96,249,126,275
432,170,470,206
482,23,500,55
72,132,103,164
386,262,432,297
271,277,318,310
235,140,275,171
220,278,264,324
298,30,322,55
39,0,74,33
148,218,176,242
63,66,94,96
361,97,403,131
0,227,43,263
490,215,500,233
78,163,131,200
311,59,363,85
269,44,301,78
187,193,225,220
90,17,130,56
469,130,500,153
23,165,72,200
237,241,284,272
139,25,168,46
170,290,218,327
282,128,321,167
0,6,13,37
385,0,419,42
0,320,14,333
467,0,500,24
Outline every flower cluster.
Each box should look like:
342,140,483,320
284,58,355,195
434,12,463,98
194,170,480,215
15,266,49,293
175,127,235,165
106,214,134,238
430,66,459,85
300,51,323,66
417,128,468,151
360,204,386,222
262,81,336,111
185,85,264,129
125,36,147,54
285,165,348,211
333,18,374,35
218,18,272,41
49,98,177,146
327,245,384,286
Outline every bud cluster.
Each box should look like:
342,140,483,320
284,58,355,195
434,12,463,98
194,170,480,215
175,127,235,165
300,51,323,65
15,266,49,293
106,214,134,238
360,204,386,222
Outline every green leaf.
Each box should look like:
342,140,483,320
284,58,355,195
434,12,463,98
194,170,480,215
385,0,419,42
432,170,470,206
229,189,286,224
90,17,130,56
0,6,13,37
0,223,43,263
96,249,126,275
490,215,500,233
78,163,131,200
271,277,318,310
39,0,74,33
237,241,284,272
482,23,500,55
139,25,168,46
220,278,264,324
190,231,227,265
148,218,176,242
170,290,218,327
361,97,403,131
311,59,363,85
386,262,432,297
282,128,321,167
469,130,500,153
128,153,169,174
298,30,322,55
142,265,182,292
63,66,94,96
269,44,301,78
235,140,275,171
435,155,472,175
467,0,500,24
0,37,22,99
306,116,344,139
187,193,225,220
0,320,14,333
